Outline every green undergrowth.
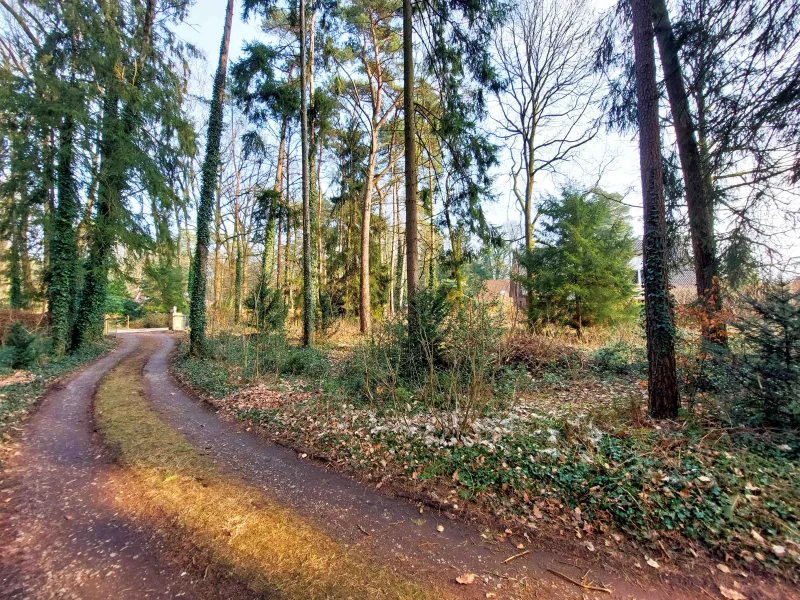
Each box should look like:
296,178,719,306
0,340,115,437
240,397,800,576
172,332,329,399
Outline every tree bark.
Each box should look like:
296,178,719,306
631,0,680,419
300,0,314,346
403,0,419,337
233,169,242,324
49,113,79,356
389,162,399,316
189,0,235,355
651,0,723,340
360,127,378,333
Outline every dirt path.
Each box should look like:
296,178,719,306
0,334,251,599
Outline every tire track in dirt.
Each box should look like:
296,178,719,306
0,333,252,600
142,331,695,600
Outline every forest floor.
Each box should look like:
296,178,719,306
0,331,796,599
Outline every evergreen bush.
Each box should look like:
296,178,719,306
731,283,800,428
6,321,40,369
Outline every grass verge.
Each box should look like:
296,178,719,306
1,340,115,439
95,348,439,600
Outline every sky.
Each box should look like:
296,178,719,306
174,0,645,239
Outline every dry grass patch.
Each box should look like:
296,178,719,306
94,351,439,600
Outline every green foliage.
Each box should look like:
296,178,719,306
1,340,113,437
336,287,521,432
245,395,800,569
173,332,330,399
316,291,339,336
283,346,329,378
591,342,647,376
245,287,288,332
731,283,800,428
122,300,146,321
141,257,187,314
5,321,40,369
520,188,637,335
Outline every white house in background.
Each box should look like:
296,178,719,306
629,239,697,304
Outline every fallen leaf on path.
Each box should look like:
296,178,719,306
716,563,731,574
719,586,747,600
455,573,476,585
646,558,660,569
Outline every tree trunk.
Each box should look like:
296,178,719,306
389,163,398,317
75,0,157,346
212,181,222,311
74,87,122,347
189,0,235,356
300,0,314,346
631,0,680,419
233,171,242,324
403,0,419,335
317,132,325,291
651,0,722,342
360,131,378,333
49,113,80,356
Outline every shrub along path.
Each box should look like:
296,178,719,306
0,331,787,599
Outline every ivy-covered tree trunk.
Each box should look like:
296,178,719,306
8,199,31,310
74,89,122,347
234,239,242,324
189,0,235,356
255,205,278,330
651,0,723,342
631,0,680,419
48,114,80,356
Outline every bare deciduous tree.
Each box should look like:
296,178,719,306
493,0,601,257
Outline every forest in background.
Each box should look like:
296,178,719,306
0,0,798,428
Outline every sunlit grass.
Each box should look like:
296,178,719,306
95,347,440,600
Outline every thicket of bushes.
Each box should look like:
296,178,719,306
333,287,531,434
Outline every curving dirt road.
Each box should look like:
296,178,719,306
1,331,777,599
0,334,252,599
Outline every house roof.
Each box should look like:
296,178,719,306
482,279,511,296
